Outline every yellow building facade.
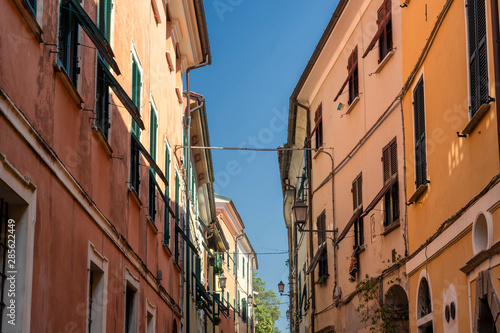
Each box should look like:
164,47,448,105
401,0,500,331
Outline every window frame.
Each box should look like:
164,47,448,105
314,104,323,149
124,267,140,333
352,173,364,247
58,0,80,86
87,242,109,333
382,138,399,226
95,60,111,140
333,46,359,105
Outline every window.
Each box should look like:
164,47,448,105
95,63,110,139
317,211,328,279
163,145,171,245
98,0,112,42
131,55,142,137
314,105,323,149
146,301,156,333
88,263,105,332
241,298,247,322
59,0,80,85
417,277,433,332
363,0,393,62
130,136,141,193
334,46,359,105
130,55,142,194
242,256,245,277
352,173,364,247
348,47,359,104
233,251,236,276
467,0,489,116
174,173,180,225
125,284,137,333
382,138,399,226
27,0,36,15
413,77,428,188
227,291,230,306
148,106,158,222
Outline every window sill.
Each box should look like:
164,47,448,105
374,50,395,74
92,126,113,158
11,0,43,42
53,61,83,108
163,244,172,256
382,220,400,236
128,185,142,207
408,183,428,204
313,147,324,159
462,102,491,135
147,216,158,233
345,96,360,115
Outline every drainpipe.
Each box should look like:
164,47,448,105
489,0,500,163
184,56,210,333
304,103,315,333
293,212,298,333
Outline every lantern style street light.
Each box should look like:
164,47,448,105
292,199,308,231
219,274,227,290
278,281,290,296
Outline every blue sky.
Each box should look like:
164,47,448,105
191,1,339,330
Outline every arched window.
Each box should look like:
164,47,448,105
385,285,409,332
417,276,433,332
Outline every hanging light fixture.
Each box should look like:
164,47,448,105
292,199,308,231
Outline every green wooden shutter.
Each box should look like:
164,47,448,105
175,173,179,224
242,257,245,277
131,57,141,137
149,107,157,163
233,251,236,275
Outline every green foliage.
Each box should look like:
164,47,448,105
253,273,281,333
355,255,406,333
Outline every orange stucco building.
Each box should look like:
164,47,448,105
0,0,223,331
401,0,500,332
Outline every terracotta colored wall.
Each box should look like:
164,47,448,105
0,0,199,330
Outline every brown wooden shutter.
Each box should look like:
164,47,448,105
390,139,397,176
358,175,363,207
352,180,358,210
382,145,390,182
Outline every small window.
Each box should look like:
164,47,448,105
95,63,111,139
333,47,359,105
98,0,112,42
417,277,433,332
352,173,364,247
363,0,393,62
148,106,158,222
88,263,105,332
347,47,359,104
59,1,80,85
382,138,399,226
125,284,138,333
131,55,142,137
413,77,428,188
146,301,156,333
163,145,171,245
317,211,328,279
130,136,141,193
314,104,323,149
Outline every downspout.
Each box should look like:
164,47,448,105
184,56,210,333
293,212,298,333
489,0,500,162
304,103,315,333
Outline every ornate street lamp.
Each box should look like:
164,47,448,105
292,199,308,231
248,294,253,304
